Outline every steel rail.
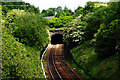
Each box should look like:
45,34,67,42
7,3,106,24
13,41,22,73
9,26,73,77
52,50,63,80
48,52,55,80
60,61,81,80
47,46,62,80
56,45,81,80
47,44,82,80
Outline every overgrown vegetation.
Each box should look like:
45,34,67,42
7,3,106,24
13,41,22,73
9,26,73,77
48,16,73,28
2,2,49,79
63,2,120,79
2,27,44,79
95,19,120,58
42,6,74,28
41,6,73,17
70,41,120,79
5,9,49,50
2,1,120,79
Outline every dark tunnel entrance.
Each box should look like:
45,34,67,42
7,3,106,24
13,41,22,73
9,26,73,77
51,34,63,44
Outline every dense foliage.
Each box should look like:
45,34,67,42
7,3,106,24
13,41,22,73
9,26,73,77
63,12,93,47
70,41,120,79
0,5,2,77
4,9,49,50
55,7,73,18
43,6,74,28
94,2,120,58
41,6,73,17
63,2,120,80
41,8,56,17
95,19,120,58
2,1,120,79
63,15,85,47
2,2,49,79
63,2,120,58
2,27,44,79
48,16,73,28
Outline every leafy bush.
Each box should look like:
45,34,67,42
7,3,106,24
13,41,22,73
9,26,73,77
74,8,84,17
84,6,107,41
49,17,62,28
55,8,73,18
63,14,92,47
2,9,49,79
2,27,44,79
4,9,26,28
63,25,84,47
104,2,120,24
2,3,49,79
60,16,74,27
48,16,73,28
5,9,49,50
95,19,120,58
84,2,120,41
63,2,120,80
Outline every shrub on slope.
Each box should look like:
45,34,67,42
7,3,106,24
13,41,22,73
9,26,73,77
5,9,49,50
70,41,120,80
2,27,44,79
2,9,50,79
95,19,120,58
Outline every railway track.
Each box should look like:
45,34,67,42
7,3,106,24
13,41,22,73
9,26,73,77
60,59,80,80
46,44,84,80
48,47,62,80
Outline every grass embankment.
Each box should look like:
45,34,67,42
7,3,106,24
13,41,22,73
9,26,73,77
69,41,120,80
2,27,44,79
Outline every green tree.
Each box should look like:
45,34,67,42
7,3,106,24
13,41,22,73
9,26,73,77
84,1,95,12
63,6,72,16
5,9,49,49
74,8,84,17
47,8,56,16
41,9,48,17
55,6,73,18
47,9,55,16
56,6,62,12
84,2,120,41
75,6,82,12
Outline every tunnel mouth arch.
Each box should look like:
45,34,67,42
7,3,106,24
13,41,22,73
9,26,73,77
51,33,63,44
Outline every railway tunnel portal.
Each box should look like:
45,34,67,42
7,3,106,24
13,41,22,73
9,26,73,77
49,30,64,44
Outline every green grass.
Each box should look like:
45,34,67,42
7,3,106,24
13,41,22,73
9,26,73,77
69,41,120,80
2,27,44,79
